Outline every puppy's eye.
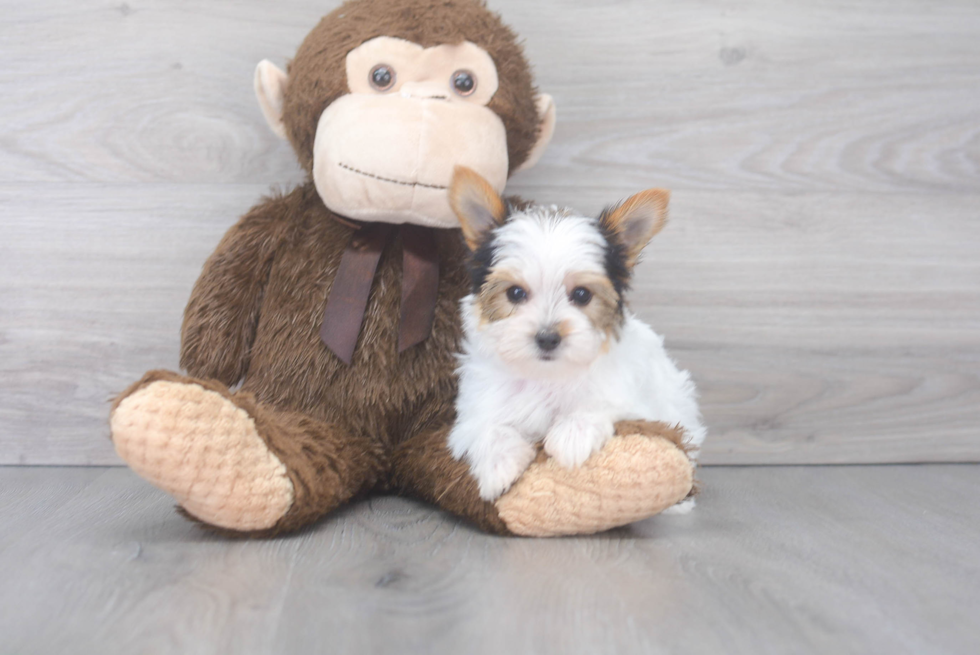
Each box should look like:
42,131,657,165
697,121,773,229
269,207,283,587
506,285,528,303
451,70,477,96
370,64,396,91
570,287,592,306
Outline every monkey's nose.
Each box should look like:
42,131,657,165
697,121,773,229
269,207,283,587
535,330,562,352
399,82,450,101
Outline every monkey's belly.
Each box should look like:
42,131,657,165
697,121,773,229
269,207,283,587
241,247,464,438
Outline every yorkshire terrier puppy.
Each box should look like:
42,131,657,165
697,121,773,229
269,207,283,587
447,167,706,502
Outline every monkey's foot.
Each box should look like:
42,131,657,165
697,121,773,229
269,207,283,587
110,376,294,531
495,425,694,537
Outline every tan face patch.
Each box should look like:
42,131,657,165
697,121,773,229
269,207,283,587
478,269,528,324
346,37,501,106
554,319,575,340
566,272,622,338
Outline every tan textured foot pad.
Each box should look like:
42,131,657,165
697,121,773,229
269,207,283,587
495,434,694,537
110,380,294,531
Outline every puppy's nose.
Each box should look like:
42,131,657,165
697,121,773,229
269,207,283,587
535,329,562,352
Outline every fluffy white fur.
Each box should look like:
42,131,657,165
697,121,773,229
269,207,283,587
450,204,706,501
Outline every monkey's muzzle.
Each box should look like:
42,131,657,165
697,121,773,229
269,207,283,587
313,94,509,228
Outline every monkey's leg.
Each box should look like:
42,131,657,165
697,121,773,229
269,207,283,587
110,370,386,535
392,420,694,537
389,422,514,535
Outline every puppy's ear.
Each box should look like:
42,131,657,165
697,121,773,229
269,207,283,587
600,189,670,267
449,166,506,250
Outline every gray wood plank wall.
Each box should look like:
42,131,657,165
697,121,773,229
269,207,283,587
1,0,978,465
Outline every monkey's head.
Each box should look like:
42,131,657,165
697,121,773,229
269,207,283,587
254,0,556,229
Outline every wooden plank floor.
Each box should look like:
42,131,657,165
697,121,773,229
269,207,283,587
2,0,979,466
1,465,978,654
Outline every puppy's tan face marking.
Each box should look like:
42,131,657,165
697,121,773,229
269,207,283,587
565,272,622,339
477,268,528,324
554,319,575,340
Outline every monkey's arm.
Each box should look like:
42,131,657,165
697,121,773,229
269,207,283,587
180,195,288,386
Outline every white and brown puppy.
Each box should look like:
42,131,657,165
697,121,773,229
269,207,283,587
448,167,706,502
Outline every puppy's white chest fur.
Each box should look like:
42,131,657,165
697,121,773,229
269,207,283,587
451,306,706,501
488,365,595,438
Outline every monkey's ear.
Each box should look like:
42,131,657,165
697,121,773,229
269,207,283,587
449,166,507,250
254,60,288,140
600,189,670,267
515,94,557,172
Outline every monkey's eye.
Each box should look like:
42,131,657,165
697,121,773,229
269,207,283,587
370,64,396,91
506,285,528,303
451,70,477,96
570,287,593,306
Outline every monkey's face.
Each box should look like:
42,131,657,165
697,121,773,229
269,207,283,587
256,35,555,229
314,37,508,228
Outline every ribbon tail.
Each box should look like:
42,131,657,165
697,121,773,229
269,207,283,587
319,223,393,364
398,224,440,353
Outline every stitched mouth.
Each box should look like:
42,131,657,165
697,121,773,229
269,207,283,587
338,162,447,190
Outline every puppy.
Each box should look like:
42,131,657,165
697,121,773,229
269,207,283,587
447,167,706,502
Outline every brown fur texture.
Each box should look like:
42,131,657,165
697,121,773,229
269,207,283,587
117,181,510,536
390,420,513,535
116,368,388,535
109,0,696,537
110,0,533,537
181,184,467,450
283,0,541,174
111,183,696,535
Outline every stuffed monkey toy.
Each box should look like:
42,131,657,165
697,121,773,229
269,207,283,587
109,0,695,538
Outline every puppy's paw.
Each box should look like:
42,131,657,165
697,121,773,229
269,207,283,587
545,414,614,469
469,427,537,501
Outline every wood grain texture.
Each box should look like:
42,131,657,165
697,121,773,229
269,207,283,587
1,465,978,654
1,0,979,463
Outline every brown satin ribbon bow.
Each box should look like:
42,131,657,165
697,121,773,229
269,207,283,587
319,221,440,365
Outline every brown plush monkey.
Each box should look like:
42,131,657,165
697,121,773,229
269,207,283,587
109,0,694,537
